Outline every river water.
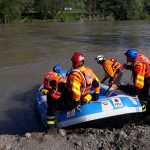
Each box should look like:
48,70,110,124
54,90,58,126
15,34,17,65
0,21,150,134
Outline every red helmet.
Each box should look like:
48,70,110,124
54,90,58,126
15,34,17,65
71,53,84,69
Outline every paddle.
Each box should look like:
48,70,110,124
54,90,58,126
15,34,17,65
101,76,108,84
104,83,113,95
106,85,119,97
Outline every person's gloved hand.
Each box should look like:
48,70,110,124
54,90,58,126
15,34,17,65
92,93,99,101
101,80,105,84
83,94,92,103
108,77,113,84
76,105,82,112
123,64,131,70
134,87,140,96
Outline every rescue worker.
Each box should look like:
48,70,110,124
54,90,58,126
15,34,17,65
66,53,100,110
40,64,67,128
123,49,150,112
95,55,123,88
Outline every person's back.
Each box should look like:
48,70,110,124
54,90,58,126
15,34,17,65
48,74,66,100
103,59,122,78
95,55,123,88
66,53,100,110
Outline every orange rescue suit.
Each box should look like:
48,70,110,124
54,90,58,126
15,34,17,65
67,66,100,102
131,54,150,89
102,59,123,80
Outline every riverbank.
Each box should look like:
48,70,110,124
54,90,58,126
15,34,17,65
0,122,150,150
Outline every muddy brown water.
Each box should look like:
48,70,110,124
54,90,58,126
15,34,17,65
0,21,149,134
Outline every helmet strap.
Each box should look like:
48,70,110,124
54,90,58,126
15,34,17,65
73,61,84,69
99,61,102,65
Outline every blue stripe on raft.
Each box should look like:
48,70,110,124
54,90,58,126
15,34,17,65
57,95,141,122
57,101,103,122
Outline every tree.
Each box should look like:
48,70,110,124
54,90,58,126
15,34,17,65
112,0,127,20
34,0,70,19
0,0,22,23
126,0,144,20
144,0,150,14
97,0,114,19
18,0,34,13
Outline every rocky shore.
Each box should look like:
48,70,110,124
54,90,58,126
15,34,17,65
1,122,150,150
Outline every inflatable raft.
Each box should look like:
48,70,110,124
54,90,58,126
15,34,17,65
37,71,142,128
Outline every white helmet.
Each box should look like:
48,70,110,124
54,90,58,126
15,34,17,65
95,55,104,62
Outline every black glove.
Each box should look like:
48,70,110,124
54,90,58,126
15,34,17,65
101,80,105,84
134,86,140,96
66,100,79,111
92,93,99,101
108,77,113,84
101,76,108,84
127,85,140,96
123,64,131,70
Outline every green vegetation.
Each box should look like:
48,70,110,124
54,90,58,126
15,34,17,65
0,0,150,23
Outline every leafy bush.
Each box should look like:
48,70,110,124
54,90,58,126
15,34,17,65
57,11,81,21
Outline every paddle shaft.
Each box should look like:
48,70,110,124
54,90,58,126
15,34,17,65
104,85,112,95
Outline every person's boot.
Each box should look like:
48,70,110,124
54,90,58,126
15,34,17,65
141,101,147,112
47,115,56,129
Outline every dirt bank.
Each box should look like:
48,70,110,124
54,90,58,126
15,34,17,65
1,122,150,150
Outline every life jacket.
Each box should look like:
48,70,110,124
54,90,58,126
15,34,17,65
72,67,93,96
133,54,150,78
44,71,58,90
131,54,150,89
110,59,123,73
44,71,66,100
50,76,66,100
